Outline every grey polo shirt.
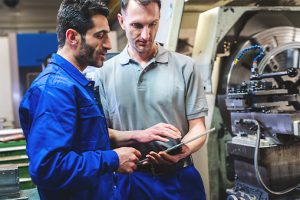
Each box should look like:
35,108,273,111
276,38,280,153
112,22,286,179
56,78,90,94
95,45,208,156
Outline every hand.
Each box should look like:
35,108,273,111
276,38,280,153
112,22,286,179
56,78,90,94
143,145,191,165
135,123,182,143
113,147,141,173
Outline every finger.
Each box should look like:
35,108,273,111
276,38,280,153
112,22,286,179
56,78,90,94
164,123,180,131
162,124,182,136
159,152,178,164
152,135,169,142
131,155,141,163
152,124,180,138
131,148,142,158
146,154,159,164
161,124,181,135
137,157,149,165
132,163,137,171
147,151,162,162
142,160,150,165
148,151,159,156
135,150,142,158
149,152,170,165
155,129,181,140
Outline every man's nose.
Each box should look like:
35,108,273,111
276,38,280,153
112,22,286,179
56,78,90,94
103,36,112,50
141,26,150,40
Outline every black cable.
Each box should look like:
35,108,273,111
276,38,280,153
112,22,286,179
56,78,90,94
246,119,300,195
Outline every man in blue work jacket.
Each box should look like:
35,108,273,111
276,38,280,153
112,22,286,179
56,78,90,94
19,0,142,199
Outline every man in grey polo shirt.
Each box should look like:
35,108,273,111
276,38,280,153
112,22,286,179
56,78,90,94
95,0,208,199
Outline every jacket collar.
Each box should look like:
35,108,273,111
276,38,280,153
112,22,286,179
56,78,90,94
50,53,89,86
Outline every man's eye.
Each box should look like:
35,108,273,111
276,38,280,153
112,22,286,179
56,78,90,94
131,23,143,29
150,22,157,27
96,32,105,39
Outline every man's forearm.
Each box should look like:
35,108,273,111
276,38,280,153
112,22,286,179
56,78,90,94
108,123,182,147
108,128,140,147
182,117,207,154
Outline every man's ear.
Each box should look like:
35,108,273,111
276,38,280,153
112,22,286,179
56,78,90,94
117,13,126,30
65,29,80,47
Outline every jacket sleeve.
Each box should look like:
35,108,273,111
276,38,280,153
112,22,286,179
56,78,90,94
20,84,119,190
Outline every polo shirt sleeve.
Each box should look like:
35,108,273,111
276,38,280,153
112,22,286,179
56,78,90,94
19,84,119,190
185,61,208,120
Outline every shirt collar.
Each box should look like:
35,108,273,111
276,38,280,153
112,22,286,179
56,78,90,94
118,46,131,65
119,43,169,66
156,44,168,63
50,53,89,86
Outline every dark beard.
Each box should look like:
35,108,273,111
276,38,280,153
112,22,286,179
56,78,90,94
75,40,100,68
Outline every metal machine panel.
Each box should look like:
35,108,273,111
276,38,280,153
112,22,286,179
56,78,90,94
0,164,19,199
193,6,300,200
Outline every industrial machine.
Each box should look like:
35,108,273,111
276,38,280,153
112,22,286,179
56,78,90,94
192,6,300,200
225,44,300,199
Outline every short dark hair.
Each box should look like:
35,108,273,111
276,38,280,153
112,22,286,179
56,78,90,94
57,0,109,48
120,0,161,12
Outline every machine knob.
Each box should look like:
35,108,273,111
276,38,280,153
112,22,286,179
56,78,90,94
287,67,298,77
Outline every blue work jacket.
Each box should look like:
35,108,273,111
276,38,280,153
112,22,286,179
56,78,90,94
19,54,120,200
